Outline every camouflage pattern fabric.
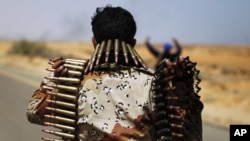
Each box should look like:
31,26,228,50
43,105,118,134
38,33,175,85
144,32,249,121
78,67,154,140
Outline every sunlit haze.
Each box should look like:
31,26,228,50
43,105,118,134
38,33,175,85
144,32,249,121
1,0,250,45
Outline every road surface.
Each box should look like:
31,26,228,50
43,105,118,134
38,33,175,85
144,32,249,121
0,65,229,140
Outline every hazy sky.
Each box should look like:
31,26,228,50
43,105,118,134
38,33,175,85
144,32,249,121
1,0,250,45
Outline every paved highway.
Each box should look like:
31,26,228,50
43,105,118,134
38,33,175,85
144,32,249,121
0,66,229,140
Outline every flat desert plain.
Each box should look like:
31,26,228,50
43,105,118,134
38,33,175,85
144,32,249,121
1,40,250,129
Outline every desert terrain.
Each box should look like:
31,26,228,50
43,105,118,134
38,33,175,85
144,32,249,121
1,40,250,129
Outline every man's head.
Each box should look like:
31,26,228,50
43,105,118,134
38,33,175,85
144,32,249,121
163,43,172,52
91,5,136,46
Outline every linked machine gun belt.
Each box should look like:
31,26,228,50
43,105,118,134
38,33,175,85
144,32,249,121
152,56,203,141
42,58,87,141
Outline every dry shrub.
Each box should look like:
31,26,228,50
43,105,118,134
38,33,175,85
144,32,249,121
8,39,56,58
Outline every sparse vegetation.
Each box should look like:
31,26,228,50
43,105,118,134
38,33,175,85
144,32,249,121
8,39,56,58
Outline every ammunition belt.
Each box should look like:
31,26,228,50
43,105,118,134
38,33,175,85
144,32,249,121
84,39,148,73
152,57,203,141
42,58,87,141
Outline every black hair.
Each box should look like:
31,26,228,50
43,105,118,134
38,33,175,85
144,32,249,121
91,5,136,44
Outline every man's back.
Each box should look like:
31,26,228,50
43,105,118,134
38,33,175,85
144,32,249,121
78,68,154,140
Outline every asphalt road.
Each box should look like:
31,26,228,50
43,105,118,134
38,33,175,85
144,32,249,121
0,65,229,141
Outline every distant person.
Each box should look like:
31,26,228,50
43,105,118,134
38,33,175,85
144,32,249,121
145,36,182,63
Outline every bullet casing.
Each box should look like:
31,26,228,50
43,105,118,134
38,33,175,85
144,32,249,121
52,84,78,92
63,64,84,70
46,107,76,117
46,77,80,84
49,92,77,101
43,129,75,140
68,70,82,76
46,100,76,109
44,115,75,125
65,60,86,66
44,122,75,132
65,58,87,63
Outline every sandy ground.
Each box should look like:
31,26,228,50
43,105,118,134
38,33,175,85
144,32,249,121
1,40,250,129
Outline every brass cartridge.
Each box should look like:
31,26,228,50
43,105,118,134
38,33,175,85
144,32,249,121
44,122,75,132
44,115,75,125
46,107,76,117
50,84,78,92
42,129,75,140
45,76,80,84
63,64,84,70
47,92,77,101
68,70,82,76
46,100,76,110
